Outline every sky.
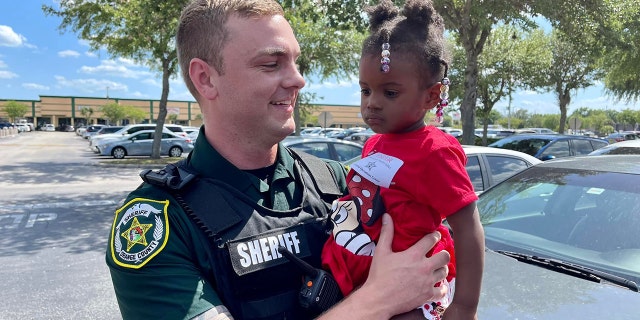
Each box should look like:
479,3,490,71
1,1,637,118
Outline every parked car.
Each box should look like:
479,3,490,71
474,155,640,318
89,124,186,152
588,139,640,155
299,127,322,136
438,127,463,137
283,136,363,162
43,124,56,132
347,128,376,144
489,133,608,160
474,128,515,138
94,126,125,136
330,127,367,140
75,125,87,136
96,130,194,159
343,145,540,194
82,124,106,139
16,123,31,132
516,127,557,134
605,131,640,143
462,145,542,194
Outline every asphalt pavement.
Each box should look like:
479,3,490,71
0,131,147,319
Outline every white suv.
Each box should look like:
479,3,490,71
89,124,186,152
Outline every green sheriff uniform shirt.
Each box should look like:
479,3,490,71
105,129,347,320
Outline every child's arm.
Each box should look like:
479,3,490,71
443,202,484,320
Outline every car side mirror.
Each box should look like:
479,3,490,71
540,155,556,161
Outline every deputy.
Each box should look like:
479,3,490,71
105,1,450,319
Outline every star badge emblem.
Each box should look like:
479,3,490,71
121,217,153,251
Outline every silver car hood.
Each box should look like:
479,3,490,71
479,250,640,319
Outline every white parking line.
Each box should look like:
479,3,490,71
0,200,119,212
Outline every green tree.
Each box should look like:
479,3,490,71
282,1,365,134
535,31,604,134
79,106,94,125
617,109,640,131
101,102,127,125
473,25,550,144
44,0,186,158
124,106,147,124
600,3,640,102
434,0,617,144
2,101,29,123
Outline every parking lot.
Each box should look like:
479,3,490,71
0,131,145,319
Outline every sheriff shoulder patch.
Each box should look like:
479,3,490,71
110,198,170,269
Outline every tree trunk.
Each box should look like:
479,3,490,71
460,51,479,145
557,87,571,134
151,59,170,159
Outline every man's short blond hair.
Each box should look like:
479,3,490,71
176,0,284,97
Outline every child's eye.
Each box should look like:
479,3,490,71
360,88,371,96
384,90,398,98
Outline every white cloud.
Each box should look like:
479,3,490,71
129,91,148,98
0,60,7,68
142,78,160,87
58,50,81,58
0,70,18,79
79,60,151,79
0,25,27,47
23,83,50,91
85,51,97,58
54,75,128,94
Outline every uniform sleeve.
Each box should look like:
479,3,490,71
419,143,478,219
105,188,223,320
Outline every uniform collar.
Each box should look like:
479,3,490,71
187,127,296,192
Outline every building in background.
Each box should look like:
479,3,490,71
0,95,365,129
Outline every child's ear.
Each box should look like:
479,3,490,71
424,83,443,110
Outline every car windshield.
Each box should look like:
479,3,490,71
490,137,554,156
478,166,640,285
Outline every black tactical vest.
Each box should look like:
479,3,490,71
141,150,343,319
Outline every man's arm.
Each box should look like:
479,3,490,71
318,214,450,320
191,306,234,320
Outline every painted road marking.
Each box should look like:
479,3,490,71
0,200,120,230
0,200,118,211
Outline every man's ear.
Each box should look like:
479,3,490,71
189,58,219,100
424,83,442,111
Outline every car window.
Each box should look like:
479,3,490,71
572,139,595,155
486,155,529,185
166,126,184,133
540,140,570,158
161,133,174,139
290,142,331,160
127,126,153,134
590,139,608,150
465,155,484,192
333,143,362,162
133,132,152,140
491,138,550,156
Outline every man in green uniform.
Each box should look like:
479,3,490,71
105,1,451,319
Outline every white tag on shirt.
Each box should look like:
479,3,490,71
350,152,403,188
